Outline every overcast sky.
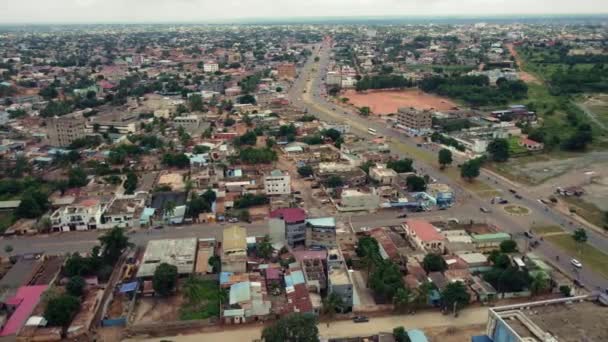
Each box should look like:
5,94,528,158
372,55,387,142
1,0,607,24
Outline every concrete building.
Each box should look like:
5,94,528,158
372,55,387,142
136,238,197,278
270,208,307,247
221,226,248,273
277,63,296,79
203,61,219,73
339,188,380,212
326,71,342,86
327,248,353,311
397,107,432,132
100,195,146,229
404,220,445,253
471,232,511,252
264,169,291,195
173,115,201,129
369,164,398,185
46,113,86,147
305,217,337,249
50,198,106,232
87,111,139,134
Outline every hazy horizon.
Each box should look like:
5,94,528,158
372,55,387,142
1,0,607,24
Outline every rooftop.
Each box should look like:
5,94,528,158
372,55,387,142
270,207,306,224
223,225,247,252
136,238,197,277
406,220,445,242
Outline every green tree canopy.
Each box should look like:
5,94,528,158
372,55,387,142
256,235,273,259
44,294,80,327
153,262,178,297
487,138,510,162
499,240,518,253
406,175,427,192
297,165,314,178
438,148,453,169
262,313,319,342
66,276,86,297
98,227,133,265
387,159,414,173
460,159,482,181
441,281,471,311
422,253,447,273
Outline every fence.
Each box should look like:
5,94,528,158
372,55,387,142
126,318,217,336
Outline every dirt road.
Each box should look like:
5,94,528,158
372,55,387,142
506,43,541,84
126,306,489,341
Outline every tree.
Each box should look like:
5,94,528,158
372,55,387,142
163,200,177,218
393,326,411,342
256,235,273,259
559,285,572,297
66,276,86,297
297,165,314,178
358,106,371,116
153,263,178,297
68,167,88,188
208,255,221,273
438,149,453,169
499,240,518,253
123,171,138,194
393,287,413,313
44,294,80,327
237,94,256,105
15,190,50,219
406,175,427,192
98,226,133,265
322,292,344,324
202,188,217,205
460,159,481,181
422,254,447,273
387,159,413,173
487,138,510,162
369,260,404,301
262,313,319,342
238,209,251,223
324,175,344,188
572,228,588,253
356,236,381,283
488,251,511,269
188,94,204,111
4,245,13,255
530,273,549,296
441,281,470,312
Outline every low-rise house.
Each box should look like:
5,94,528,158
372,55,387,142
305,217,337,249
301,259,326,293
224,278,272,324
404,220,445,254
100,195,146,229
369,164,398,185
338,188,380,212
471,233,511,252
221,225,248,273
136,238,197,279
519,137,544,151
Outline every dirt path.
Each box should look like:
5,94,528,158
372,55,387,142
126,307,489,341
575,102,608,131
506,43,542,85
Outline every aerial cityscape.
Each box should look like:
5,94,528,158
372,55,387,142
0,1,607,341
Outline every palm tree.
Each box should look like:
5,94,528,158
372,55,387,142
208,255,221,273
531,273,549,296
4,245,13,256
414,282,434,309
393,287,413,313
572,228,588,254
163,200,176,220
322,292,344,327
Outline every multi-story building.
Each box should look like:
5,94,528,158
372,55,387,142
221,225,247,273
203,61,219,73
339,189,380,212
46,112,86,147
264,169,291,195
277,63,296,79
325,71,342,86
404,219,445,253
305,217,337,249
50,198,106,232
269,208,307,247
327,248,353,311
397,107,432,132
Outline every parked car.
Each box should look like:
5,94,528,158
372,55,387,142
524,231,534,239
509,189,517,194
353,316,369,323
153,225,164,230
514,194,523,200
397,213,408,218
571,258,583,268
480,207,491,213
228,218,239,223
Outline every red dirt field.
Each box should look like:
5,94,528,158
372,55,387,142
342,89,459,115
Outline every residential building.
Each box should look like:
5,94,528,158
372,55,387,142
326,71,342,86
270,208,307,247
277,63,296,79
305,217,337,249
46,112,86,147
50,198,106,232
471,232,511,252
301,258,326,293
264,169,291,195
173,115,201,129
397,107,432,132
100,195,146,229
221,225,247,273
404,220,445,253
203,61,219,73
519,137,544,151
327,248,353,311
87,111,139,134
136,238,197,278
224,277,272,324
369,164,398,185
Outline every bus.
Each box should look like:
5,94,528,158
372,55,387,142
367,128,377,135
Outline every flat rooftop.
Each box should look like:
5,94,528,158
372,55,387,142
491,296,608,342
136,238,197,278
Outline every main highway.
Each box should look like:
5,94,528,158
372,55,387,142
288,39,608,291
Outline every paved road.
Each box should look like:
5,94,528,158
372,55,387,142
288,39,608,291
127,306,488,341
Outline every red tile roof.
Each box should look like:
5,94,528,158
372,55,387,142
269,208,306,224
406,220,445,242
284,283,313,314
0,285,48,336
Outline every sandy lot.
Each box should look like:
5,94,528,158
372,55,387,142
342,89,458,115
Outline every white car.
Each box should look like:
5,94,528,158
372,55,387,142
570,258,583,268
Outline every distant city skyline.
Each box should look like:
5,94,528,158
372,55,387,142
1,0,607,24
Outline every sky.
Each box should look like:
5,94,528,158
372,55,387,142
0,0,607,24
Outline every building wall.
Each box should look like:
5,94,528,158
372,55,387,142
264,175,291,195
397,108,432,131
286,221,307,246
306,227,337,248
47,114,86,147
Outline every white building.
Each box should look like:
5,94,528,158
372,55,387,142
326,71,342,86
264,170,291,195
339,188,380,212
369,164,398,185
203,61,219,73
50,198,106,232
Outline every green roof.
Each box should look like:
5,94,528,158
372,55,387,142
471,232,511,242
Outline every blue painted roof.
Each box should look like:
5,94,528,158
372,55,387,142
472,336,493,342
285,270,305,287
119,281,138,293
229,282,251,304
407,329,429,342
306,217,335,228
220,272,234,285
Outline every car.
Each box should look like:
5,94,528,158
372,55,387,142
499,199,509,204
524,231,534,239
353,316,369,323
573,279,584,288
571,258,583,268
153,225,164,230
293,191,301,195
397,213,408,218
509,189,517,194
514,194,523,199
480,207,491,213
228,218,239,223
448,218,460,224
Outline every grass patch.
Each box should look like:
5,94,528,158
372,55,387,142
561,196,607,229
531,225,564,235
0,212,15,234
179,278,225,321
508,137,528,154
504,205,531,215
545,234,608,278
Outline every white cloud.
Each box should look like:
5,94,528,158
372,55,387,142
0,0,606,23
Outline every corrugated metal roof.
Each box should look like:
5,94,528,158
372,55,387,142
223,226,247,252
306,217,336,228
408,329,429,342
229,282,251,305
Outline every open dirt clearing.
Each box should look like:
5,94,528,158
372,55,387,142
506,43,542,85
343,89,458,114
